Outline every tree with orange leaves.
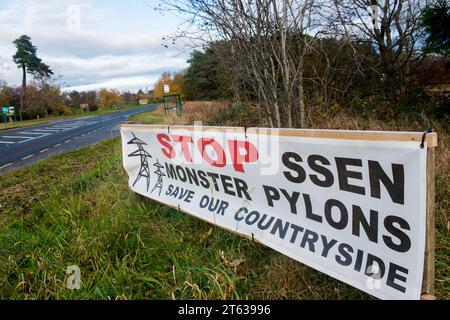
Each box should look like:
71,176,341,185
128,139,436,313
98,88,121,108
153,71,184,97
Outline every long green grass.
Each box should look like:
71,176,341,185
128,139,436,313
0,138,377,299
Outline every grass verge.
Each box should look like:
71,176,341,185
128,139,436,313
128,101,229,126
0,137,376,299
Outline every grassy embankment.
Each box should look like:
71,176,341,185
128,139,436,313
0,102,448,299
0,103,153,131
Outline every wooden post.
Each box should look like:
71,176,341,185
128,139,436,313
421,146,436,299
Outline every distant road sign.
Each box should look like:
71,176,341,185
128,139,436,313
2,106,16,123
163,85,170,94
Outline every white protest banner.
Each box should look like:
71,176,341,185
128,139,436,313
121,124,435,300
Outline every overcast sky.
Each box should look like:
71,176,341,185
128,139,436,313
0,0,190,92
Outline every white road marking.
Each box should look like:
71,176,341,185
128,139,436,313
0,114,123,148
0,163,13,170
54,144,61,147
39,129,61,132
1,135,35,139
20,131,50,136
18,136,43,144
21,154,34,160
53,126,79,130
40,148,49,153
55,124,80,127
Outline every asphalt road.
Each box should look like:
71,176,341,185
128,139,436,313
0,105,158,174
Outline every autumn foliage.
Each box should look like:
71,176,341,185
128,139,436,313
98,89,122,108
153,71,184,98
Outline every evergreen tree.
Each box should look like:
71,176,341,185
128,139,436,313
420,0,450,57
12,35,53,120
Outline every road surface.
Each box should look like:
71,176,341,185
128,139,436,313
0,105,158,174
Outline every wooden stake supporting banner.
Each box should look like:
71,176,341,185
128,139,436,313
421,146,436,300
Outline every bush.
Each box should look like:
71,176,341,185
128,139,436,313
89,105,99,112
62,108,74,116
208,102,267,127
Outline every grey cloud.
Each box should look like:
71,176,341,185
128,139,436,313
0,0,189,91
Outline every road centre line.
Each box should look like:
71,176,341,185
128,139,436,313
40,148,49,153
0,141,14,144
54,144,61,147
21,154,34,160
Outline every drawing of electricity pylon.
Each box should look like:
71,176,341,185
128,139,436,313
127,132,152,191
151,159,165,196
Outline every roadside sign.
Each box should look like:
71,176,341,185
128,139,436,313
2,106,16,123
121,125,438,300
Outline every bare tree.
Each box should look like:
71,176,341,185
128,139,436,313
159,0,326,128
333,0,430,87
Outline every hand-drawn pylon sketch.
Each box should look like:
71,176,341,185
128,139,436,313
151,159,166,196
127,132,152,191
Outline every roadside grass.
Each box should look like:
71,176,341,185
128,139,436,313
129,107,165,125
129,101,229,126
0,137,374,299
0,106,448,299
0,103,154,131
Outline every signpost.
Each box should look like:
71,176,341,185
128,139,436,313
80,104,89,112
121,125,437,300
163,84,170,94
163,94,182,116
2,106,17,123
161,84,182,116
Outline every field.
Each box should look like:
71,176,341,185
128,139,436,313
0,102,448,299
